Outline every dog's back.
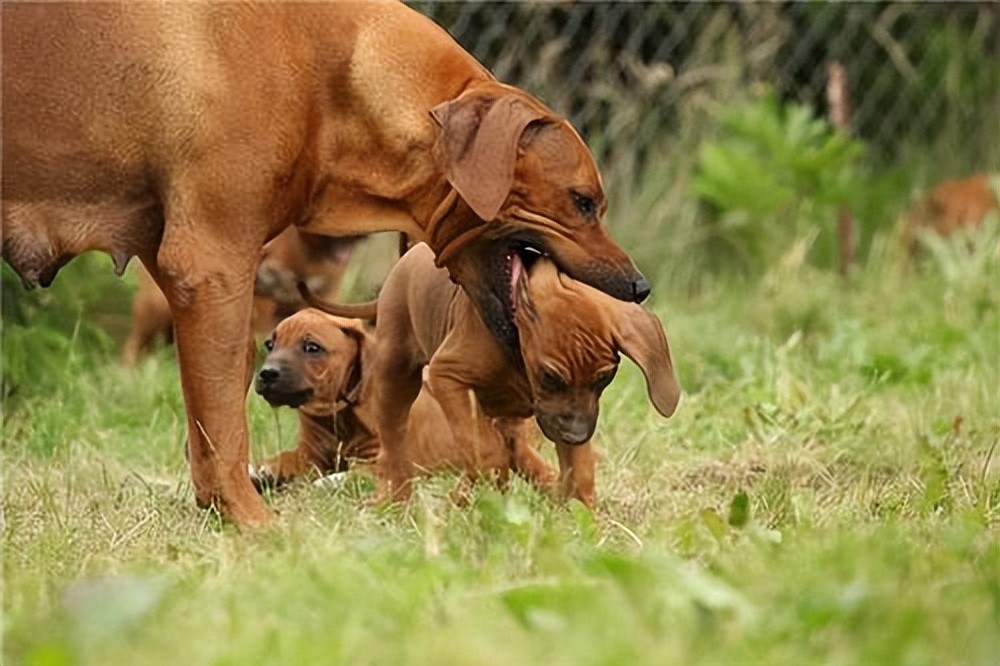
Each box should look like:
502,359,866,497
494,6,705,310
375,243,468,365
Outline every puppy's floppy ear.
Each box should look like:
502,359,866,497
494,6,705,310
612,304,681,418
431,91,547,221
515,259,560,326
337,319,375,404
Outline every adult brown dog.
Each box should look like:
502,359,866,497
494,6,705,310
3,2,648,526
252,309,379,489
122,227,358,366
306,244,681,506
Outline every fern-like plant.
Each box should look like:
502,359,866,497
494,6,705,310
694,91,864,276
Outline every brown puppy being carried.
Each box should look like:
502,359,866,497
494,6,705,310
304,243,681,507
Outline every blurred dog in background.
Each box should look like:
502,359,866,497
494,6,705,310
122,228,358,365
901,173,999,252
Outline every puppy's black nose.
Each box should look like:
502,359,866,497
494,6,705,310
555,413,595,445
632,277,651,303
258,366,280,384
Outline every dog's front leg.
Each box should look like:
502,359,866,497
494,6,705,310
371,339,424,501
496,418,558,494
152,222,272,528
422,361,511,482
554,442,596,509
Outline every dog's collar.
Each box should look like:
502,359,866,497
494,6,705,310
330,398,353,413
426,187,492,268
340,354,364,408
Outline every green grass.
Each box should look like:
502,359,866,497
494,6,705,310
4,220,998,666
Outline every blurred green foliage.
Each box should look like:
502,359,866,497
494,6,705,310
2,255,133,401
693,92,864,274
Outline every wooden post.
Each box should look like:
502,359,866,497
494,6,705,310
827,61,856,278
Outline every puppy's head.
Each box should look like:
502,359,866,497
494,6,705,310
255,309,372,415
514,259,681,446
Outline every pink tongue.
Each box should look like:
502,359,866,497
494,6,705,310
509,253,524,306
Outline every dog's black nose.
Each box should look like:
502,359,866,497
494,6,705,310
258,366,280,384
632,277,651,303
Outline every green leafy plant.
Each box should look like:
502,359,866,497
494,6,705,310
693,91,865,275
2,255,133,401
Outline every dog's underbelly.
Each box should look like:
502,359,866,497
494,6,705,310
2,198,163,287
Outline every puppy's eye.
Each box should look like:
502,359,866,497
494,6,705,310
263,338,274,352
592,368,618,391
302,340,325,355
570,191,598,219
539,368,568,393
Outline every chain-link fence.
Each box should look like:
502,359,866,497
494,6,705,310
410,1,999,181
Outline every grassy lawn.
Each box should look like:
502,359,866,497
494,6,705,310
3,220,997,665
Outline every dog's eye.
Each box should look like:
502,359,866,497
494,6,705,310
570,191,598,219
539,368,568,393
592,368,618,391
302,340,324,355
263,338,274,352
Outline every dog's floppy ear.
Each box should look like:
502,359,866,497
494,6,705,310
612,304,681,418
337,319,375,404
431,91,547,221
515,258,561,326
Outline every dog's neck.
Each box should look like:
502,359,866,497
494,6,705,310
421,187,487,266
411,184,525,354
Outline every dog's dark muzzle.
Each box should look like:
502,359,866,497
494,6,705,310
255,359,314,408
559,257,650,305
537,412,597,446
632,276,651,302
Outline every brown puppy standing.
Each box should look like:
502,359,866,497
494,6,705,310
122,228,358,365
4,2,648,526
252,310,379,488
306,244,681,506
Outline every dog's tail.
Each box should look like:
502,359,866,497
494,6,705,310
297,281,377,322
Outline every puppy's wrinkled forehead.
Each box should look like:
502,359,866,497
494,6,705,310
516,260,617,371
270,310,355,349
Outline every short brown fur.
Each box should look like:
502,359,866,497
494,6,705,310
123,228,358,365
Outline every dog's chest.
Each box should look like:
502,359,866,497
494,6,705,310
474,375,534,419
